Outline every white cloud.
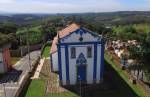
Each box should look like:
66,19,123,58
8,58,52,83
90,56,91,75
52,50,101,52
0,0,123,13
0,0,149,13
0,0,15,3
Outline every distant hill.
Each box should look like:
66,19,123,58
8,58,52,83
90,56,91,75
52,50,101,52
0,14,50,26
66,11,150,25
0,11,150,26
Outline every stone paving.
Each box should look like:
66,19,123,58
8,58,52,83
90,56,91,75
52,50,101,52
39,59,67,94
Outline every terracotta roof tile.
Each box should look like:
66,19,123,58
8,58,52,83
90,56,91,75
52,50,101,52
50,23,80,54
50,37,58,54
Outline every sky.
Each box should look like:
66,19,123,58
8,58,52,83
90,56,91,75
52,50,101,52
0,0,150,13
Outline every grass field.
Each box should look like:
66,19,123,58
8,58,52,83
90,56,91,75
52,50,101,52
42,45,51,58
25,80,77,97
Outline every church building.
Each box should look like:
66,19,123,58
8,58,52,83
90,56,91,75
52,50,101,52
50,23,105,85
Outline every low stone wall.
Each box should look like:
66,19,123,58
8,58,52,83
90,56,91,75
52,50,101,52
14,56,40,97
10,44,43,57
10,50,21,57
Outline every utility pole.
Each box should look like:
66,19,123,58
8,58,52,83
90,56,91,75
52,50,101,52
3,84,6,97
27,27,31,72
78,75,82,97
20,35,23,57
80,79,82,97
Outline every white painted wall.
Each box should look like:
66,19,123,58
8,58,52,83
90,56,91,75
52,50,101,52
68,45,93,85
60,44,96,85
0,52,5,73
58,29,103,85
51,52,58,71
60,44,103,85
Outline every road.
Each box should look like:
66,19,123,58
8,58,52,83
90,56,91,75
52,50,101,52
0,51,40,97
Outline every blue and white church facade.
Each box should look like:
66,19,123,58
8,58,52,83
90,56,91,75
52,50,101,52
50,23,105,85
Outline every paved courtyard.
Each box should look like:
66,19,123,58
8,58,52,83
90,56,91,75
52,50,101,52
0,51,40,97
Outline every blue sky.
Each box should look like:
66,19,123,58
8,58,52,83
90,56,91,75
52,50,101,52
0,0,150,13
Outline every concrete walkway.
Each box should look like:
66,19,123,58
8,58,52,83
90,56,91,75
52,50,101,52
32,58,45,79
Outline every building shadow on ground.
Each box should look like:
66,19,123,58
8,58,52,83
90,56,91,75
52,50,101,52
0,68,22,84
61,59,139,97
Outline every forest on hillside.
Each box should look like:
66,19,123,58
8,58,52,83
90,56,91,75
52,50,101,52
0,11,150,46
0,11,150,48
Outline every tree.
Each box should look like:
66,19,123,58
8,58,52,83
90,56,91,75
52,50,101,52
0,32,15,46
41,24,57,41
0,23,17,34
127,45,142,79
127,32,150,81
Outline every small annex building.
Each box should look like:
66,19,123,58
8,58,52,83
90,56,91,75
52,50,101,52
50,23,105,85
0,44,11,73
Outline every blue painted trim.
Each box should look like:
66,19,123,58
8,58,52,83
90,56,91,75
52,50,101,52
81,28,100,37
69,45,92,48
57,45,62,80
100,43,105,79
93,43,97,80
76,53,87,65
60,30,76,42
65,45,70,81
60,41,102,46
50,54,53,72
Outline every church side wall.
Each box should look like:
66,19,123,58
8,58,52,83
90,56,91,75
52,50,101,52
51,52,58,71
61,47,67,85
96,45,101,83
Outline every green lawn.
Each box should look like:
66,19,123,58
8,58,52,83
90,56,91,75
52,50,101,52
25,80,77,97
42,46,51,58
105,52,146,97
25,58,77,97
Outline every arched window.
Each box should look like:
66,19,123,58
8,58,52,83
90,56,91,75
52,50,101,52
71,47,76,58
